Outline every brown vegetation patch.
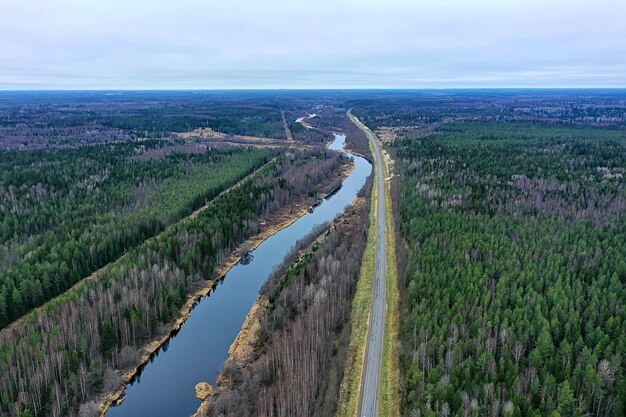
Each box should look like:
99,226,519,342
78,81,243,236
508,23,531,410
176,127,290,148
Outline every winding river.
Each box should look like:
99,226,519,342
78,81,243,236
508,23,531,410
106,133,372,417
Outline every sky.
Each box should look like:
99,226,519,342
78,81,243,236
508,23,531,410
1,0,625,89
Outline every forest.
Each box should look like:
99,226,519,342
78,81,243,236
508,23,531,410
201,186,371,417
0,145,346,417
3,90,626,417
395,122,626,416
350,90,626,131
0,142,274,329
0,91,294,148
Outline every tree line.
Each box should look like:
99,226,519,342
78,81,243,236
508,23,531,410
0,96,289,147
0,142,274,329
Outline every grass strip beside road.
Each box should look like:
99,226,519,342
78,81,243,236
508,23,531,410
379,166,401,417
336,173,377,417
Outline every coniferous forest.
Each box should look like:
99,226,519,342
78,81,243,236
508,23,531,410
395,122,626,417
0,142,274,328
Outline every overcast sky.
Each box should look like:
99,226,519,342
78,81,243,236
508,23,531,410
1,0,625,89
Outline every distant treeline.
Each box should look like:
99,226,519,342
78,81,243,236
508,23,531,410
0,97,289,148
350,90,626,131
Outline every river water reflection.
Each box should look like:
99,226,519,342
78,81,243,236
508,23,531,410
107,134,371,417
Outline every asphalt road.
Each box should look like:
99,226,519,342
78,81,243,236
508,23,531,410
348,110,387,417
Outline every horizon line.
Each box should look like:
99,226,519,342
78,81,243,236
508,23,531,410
2,87,626,92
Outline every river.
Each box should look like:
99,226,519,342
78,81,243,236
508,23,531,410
106,133,372,417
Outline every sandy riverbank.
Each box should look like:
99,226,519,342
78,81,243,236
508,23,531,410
193,193,367,417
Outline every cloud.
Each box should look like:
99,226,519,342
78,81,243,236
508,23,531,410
0,0,625,88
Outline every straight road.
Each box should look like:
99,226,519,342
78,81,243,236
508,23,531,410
348,110,387,417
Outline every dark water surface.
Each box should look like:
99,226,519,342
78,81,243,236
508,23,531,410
106,134,372,417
